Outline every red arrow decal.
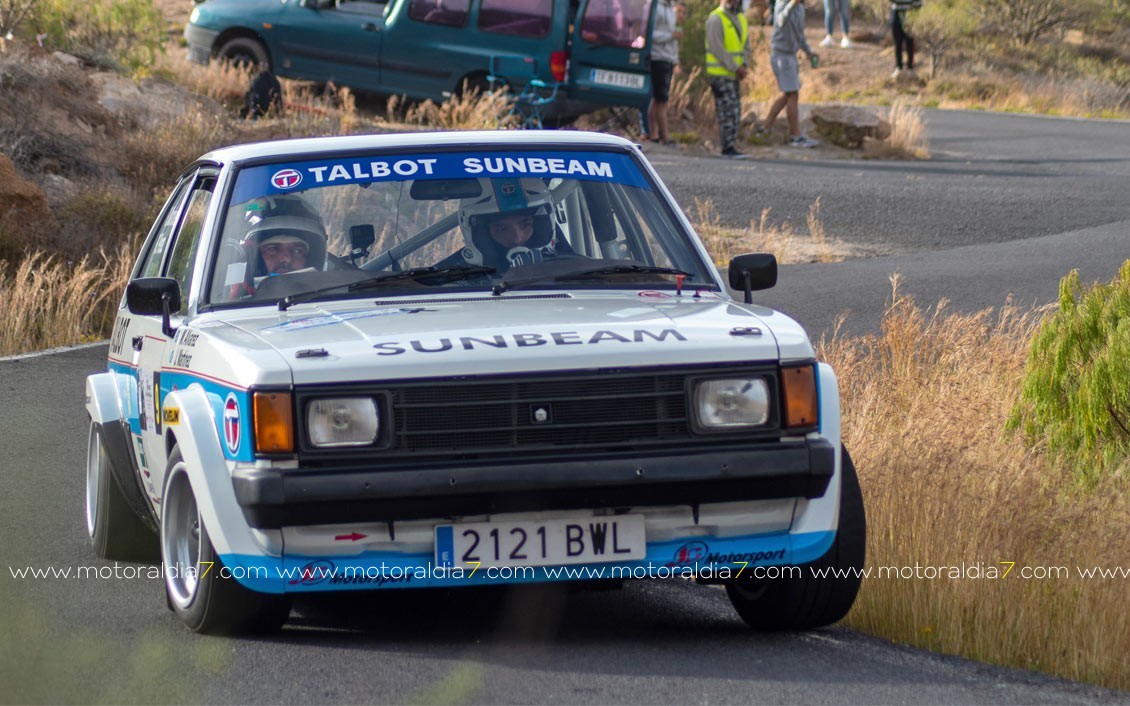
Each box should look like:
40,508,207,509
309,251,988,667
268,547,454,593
334,532,368,542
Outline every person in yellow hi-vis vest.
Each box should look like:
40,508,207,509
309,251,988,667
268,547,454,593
704,0,753,158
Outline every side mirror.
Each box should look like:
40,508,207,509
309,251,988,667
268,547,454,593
126,278,181,338
728,253,777,304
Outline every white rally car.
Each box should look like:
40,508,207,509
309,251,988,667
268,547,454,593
85,131,864,634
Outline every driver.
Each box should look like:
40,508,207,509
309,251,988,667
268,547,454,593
454,177,561,273
235,197,327,296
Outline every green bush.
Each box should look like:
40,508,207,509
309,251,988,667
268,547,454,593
1009,261,1130,482
32,0,164,73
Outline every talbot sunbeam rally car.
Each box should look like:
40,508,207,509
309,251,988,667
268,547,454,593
85,131,865,634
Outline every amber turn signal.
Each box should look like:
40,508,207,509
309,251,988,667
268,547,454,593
781,364,819,431
253,391,294,454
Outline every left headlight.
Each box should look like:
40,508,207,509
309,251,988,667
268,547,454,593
694,378,770,429
307,398,380,447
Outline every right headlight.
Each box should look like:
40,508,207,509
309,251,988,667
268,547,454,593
307,397,380,447
694,378,771,429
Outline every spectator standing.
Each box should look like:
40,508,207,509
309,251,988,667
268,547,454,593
819,0,852,48
890,0,920,77
759,0,820,148
704,0,753,158
648,0,684,144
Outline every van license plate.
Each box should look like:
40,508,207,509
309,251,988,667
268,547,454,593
591,69,645,90
435,515,646,569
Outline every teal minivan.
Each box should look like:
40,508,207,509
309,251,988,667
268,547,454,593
185,0,659,121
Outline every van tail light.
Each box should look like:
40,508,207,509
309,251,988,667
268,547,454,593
550,51,568,83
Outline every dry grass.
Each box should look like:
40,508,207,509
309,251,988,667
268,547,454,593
691,196,848,264
885,98,930,158
0,245,132,357
822,275,1130,691
393,85,518,130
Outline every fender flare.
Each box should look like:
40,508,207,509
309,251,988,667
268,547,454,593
85,372,157,529
163,385,285,593
788,361,843,551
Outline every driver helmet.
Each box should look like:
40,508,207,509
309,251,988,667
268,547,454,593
457,177,556,268
239,196,327,279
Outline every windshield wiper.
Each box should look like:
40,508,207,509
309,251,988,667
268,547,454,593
492,263,691,296
279,265,496,311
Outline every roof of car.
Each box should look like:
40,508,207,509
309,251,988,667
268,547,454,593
198,130,639,165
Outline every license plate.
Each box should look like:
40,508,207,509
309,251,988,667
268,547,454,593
435,515,646,569
590,68,645,90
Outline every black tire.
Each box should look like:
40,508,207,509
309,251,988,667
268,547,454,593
217,37,270,71
456,73,492,98
161,446,290,634
86,421,159,563
725,445,866,630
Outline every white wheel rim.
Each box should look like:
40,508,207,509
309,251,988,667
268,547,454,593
85,424,100,538
162,467,202,609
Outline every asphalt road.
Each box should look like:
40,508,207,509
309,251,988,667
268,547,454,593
2,109,1129,704
654,108,1130,336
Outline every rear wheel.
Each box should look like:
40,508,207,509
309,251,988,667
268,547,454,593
217,37,270,71
86,421,158,562
161,446,290,634
725,445,866,630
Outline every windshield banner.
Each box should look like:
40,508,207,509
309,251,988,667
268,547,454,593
233,151,650,204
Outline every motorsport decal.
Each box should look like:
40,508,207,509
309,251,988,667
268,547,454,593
231,151,650,204
263,308,407,333
373,328,687,356
223,393,241,455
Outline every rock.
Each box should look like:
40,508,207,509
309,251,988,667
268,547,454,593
808,104,891,150
0,153,59,245
91,72,225,131
52,51,83,66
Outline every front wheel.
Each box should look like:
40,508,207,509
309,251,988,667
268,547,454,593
725,445,866,630
217,37,270,71
161,446,290,634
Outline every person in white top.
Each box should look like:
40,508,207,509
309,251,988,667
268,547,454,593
647,0,685,144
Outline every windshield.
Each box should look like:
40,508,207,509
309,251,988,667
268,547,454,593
207,148,715,306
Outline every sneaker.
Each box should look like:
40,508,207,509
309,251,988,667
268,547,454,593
721,148,750,159
840,36,853,48
788,135,819,148
891,68,902,79
753,125,770,138
819,34,835,47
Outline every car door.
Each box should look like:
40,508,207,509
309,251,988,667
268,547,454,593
569,0,656,110
130,170,218,507
271,0,387,90
377,0,474,99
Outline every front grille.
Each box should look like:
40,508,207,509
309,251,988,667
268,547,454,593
396,374,690,451
295,365,781,465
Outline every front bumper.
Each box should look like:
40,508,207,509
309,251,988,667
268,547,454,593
232,439,835,529
183,24,219,65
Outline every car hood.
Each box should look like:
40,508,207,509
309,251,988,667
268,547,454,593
213,294,816,385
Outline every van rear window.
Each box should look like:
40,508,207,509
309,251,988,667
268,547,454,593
407,0,469,27
580,0,652,47
478,0,552,38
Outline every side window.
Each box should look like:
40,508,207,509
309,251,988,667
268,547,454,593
137,181,191,279
479,0,551,37
407,0,468,26
166,178,217,314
